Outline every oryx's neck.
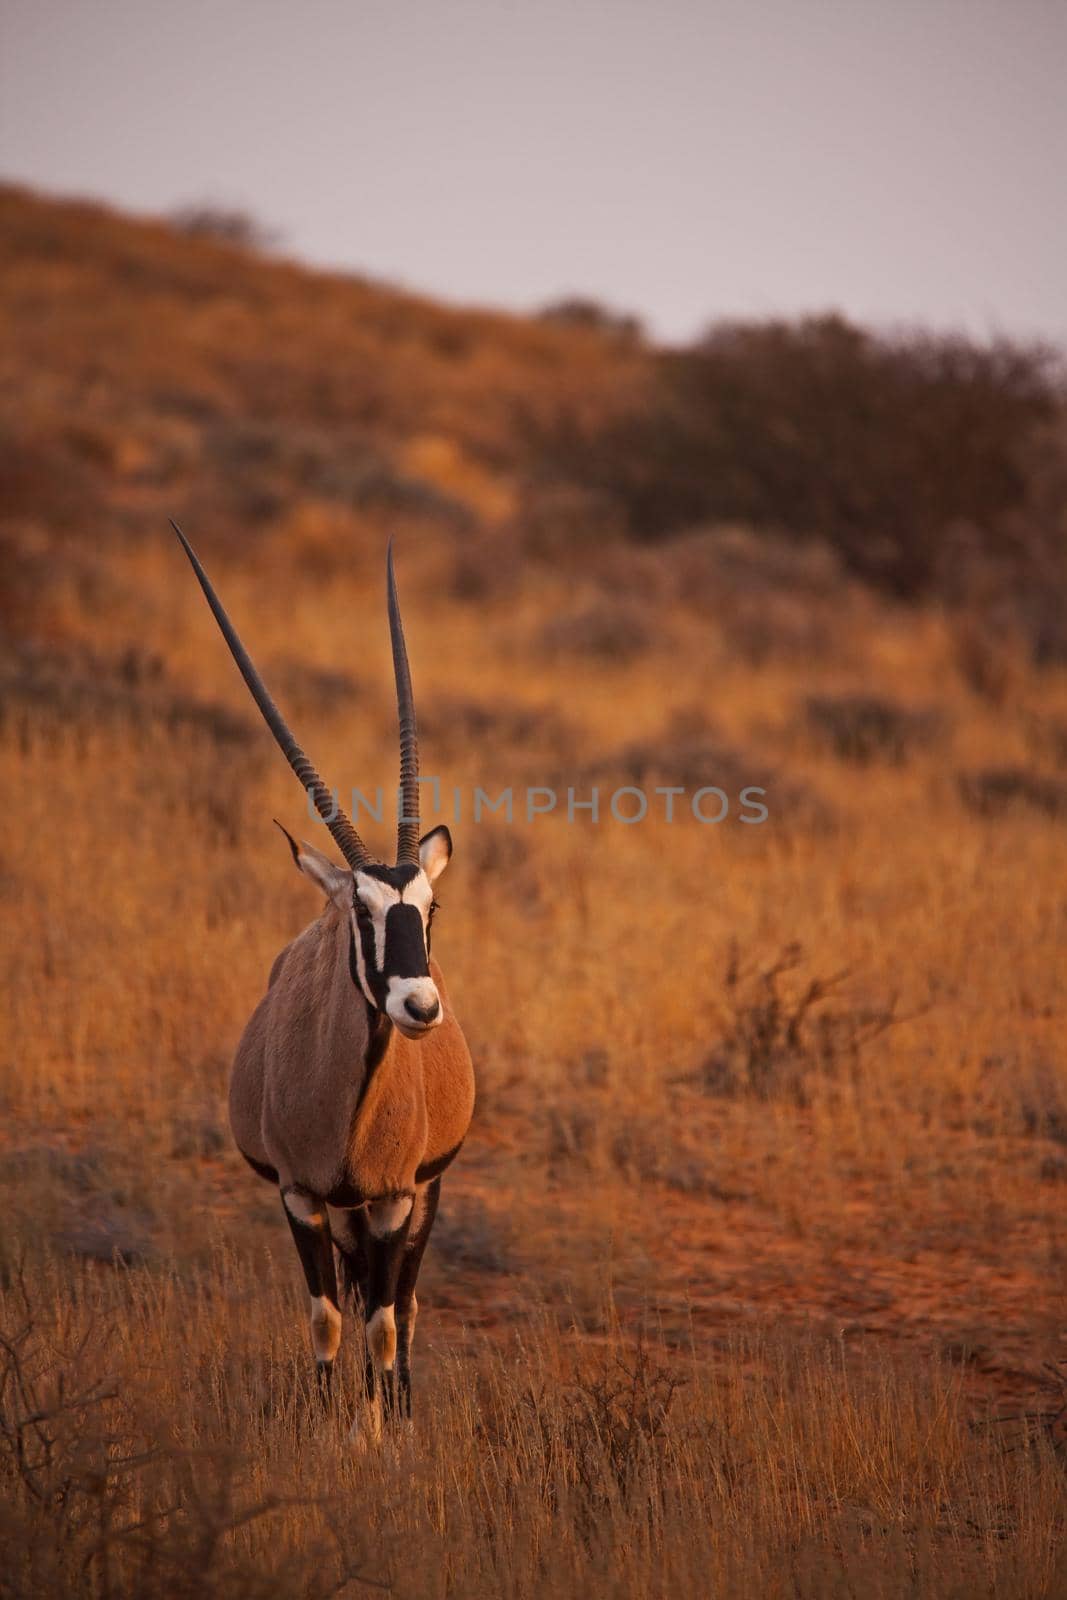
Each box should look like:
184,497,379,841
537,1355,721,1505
298,903,376,1071
355,939,395,1085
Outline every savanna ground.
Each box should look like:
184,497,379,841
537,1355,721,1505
2,186,1067,1596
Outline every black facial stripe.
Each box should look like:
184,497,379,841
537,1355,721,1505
349,923,383,1007
361,863,420,888
384,903,430,979
355,916,388,1004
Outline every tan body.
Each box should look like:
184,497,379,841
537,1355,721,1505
231,897,475,1202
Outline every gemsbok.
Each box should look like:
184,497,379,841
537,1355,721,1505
174,525,475,1441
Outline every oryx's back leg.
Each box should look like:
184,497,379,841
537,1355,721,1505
281,1186,341,1400
395,1177,441,1421
349,1194,414,1440
329,1204,370,1316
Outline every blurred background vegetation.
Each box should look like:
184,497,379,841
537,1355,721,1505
3,183,1064,655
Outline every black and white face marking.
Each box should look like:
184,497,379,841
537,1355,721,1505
349,827,452,1038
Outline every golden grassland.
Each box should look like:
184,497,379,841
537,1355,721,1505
3,187,1067,1596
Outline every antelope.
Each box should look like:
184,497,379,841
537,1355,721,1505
173,525,475,1441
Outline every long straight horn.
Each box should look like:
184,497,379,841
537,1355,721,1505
386,541,420,865
172,522,372,870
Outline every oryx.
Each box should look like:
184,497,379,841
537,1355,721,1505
174,525,475,1439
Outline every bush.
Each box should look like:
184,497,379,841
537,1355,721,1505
540,598,655,662
537,297,645,344
805,693,946,766
169,205,278,251
958,767,1067,821
524,315,1064,602
697,942,907,1106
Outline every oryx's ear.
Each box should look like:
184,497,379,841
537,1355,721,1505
419,824,452,884
273,820,352,909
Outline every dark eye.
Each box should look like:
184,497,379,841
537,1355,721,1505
428,899,440,922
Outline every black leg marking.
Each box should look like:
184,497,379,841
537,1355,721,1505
281,1188,341,1397
336,1226,370,1315
396,1178,441,1421
352,1199,415,1431
414,1143,463,1185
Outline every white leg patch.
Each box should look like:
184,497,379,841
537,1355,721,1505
367,1195,413,1239
310,1295,342,1362
366,1304,397,1370
283,1190,324,1226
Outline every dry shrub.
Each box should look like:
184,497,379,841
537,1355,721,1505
55,1209,156,1268
540,596,656,662
0,1267,361,1599
948,414,1067,668
433,1193,516,1275
554,525,867,668
0,1146,103,1195
514,483,625,564
526,311,1064,608
447,526,524,601
419,693,576,765
1025,713,1067,769
958,767,1067,822
462,825,531,880
805,693,947,766
563,711,829,829
0,422,110,539
537,296,645,344
675,524,847,599
670,526,865,665
952,612,1028,705
718,590,839,668
0,525,130,642
0,640,257,752
169,204,278,251
981,1054,1067,1145
266,657,363,718
697,942,909,1105
460,829,545,919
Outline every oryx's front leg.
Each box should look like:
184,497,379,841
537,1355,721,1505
395,1177,441,1421
281,1186,341,1399
352,1194,414,1441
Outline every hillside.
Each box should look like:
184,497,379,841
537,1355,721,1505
2,186,1067,1597
0,183,646,552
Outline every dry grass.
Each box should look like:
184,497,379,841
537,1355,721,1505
4,1257,1065,1599
2,187,1067,1596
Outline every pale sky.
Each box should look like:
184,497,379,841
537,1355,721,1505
2,0,1064,345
